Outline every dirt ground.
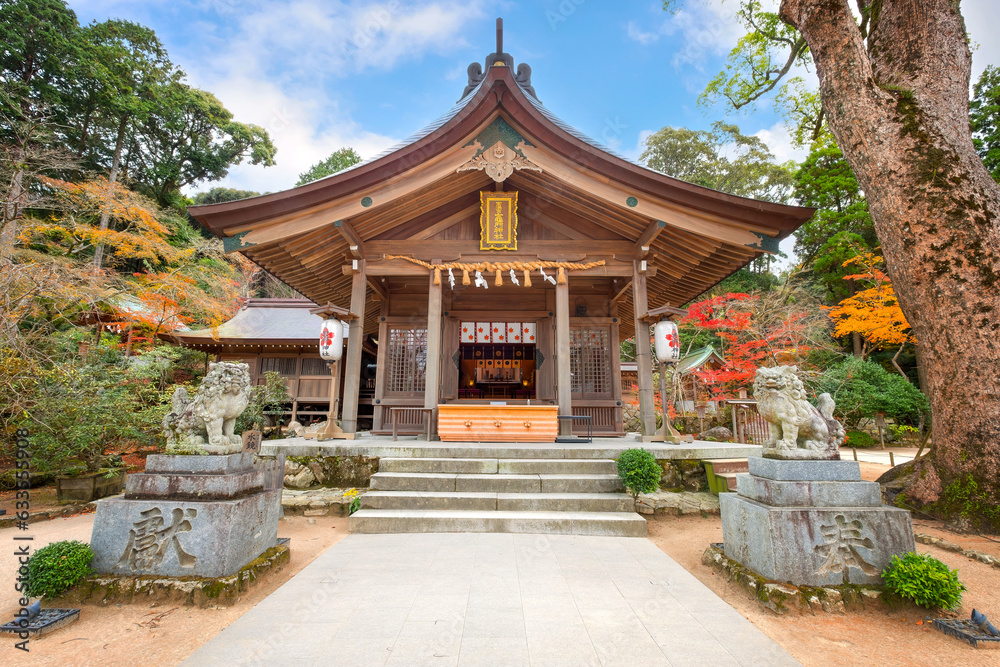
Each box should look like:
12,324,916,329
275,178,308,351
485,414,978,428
2,459,999,666
646,495,1000,666
0,514,348,666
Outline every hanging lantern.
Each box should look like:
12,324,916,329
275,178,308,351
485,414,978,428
319,319,344,361
653,319,680,364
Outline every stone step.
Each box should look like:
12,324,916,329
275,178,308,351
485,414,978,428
704,458,749,474
369,472,623,494
716,472,739,492
498,459,617,475
377,458,499,474
376,457,617,475
348,509,647,537
265,441,763,462
361,490,634,512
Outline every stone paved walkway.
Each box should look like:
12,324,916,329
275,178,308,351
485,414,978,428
183,533,798,667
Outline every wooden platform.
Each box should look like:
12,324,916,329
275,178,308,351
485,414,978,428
437,404,558,442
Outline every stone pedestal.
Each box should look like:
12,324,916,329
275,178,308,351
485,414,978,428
90,453,280,579
720,458,914,586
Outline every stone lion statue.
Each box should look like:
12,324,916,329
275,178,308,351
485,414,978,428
752,366,845,460
163,362,253,455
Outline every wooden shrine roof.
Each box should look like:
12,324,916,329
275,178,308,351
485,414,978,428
188,40,814,339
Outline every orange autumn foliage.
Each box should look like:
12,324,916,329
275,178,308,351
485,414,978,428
24,176,189,265
826,252,913,348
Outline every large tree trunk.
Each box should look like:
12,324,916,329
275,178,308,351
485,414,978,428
92,116,128,271
780,0,1000,505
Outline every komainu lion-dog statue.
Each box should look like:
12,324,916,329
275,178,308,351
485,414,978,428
752,366,845,460
163,362,253,455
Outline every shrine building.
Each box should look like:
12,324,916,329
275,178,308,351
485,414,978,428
188,22,813,440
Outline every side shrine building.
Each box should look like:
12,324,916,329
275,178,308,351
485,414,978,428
188,24,813,440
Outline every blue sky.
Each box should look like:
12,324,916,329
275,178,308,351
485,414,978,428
70,0,1000,203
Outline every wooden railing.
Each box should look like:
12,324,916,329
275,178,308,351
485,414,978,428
727,399,770,445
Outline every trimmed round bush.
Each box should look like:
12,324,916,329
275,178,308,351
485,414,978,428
882,552,965,610
616,448,661,500
25,540,94,598
845,430,876,448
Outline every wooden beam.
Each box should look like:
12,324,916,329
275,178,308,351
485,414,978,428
341,259,367,433
366,277,388,302
333,219,365,258
636,220,667,256
409,203,479,241
610,280,633,303
632,260,656,436
235,143,479,244
367,240,634,257
527,146,769,247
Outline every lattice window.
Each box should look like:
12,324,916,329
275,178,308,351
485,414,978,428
386,327,427,394
260,357,297,376
300,357,332,376
569,327,611,397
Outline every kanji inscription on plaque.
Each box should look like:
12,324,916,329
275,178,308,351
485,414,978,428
479,191,518,251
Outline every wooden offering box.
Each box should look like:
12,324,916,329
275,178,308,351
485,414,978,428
437,404,558,442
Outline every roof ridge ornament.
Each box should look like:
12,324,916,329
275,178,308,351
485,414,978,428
461,18,539,101
457,117,542,182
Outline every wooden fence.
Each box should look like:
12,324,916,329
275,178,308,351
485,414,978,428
727,399,771,445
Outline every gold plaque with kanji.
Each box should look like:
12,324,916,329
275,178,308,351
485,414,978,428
479,191,518,251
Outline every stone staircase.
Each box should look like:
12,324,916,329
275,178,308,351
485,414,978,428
350,451,646,537
704,458,750,493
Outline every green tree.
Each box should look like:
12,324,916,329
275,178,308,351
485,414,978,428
124,83,276,207
191,186,261,205
814,356,928,429
296,147,362,186
640,121,794,203
69,20,180,270
970,64,1000,182
792,135,877,262
0,0,81,256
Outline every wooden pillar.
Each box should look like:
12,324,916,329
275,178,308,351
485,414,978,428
342,260,367,433
327,359,342,421
424,271,443,439
632,261,656,435
555,277,572,435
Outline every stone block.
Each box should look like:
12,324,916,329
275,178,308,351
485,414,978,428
748,457,861,482
735,475,882,507
455,474,540,493
124,469,265,500
720,494,914,586
144,452,255,475
90,489,281,579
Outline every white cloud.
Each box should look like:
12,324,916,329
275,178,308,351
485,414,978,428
626,21,660,46
174,1,488,195
753,122,808,165
662,0,744,72
180,73,397,195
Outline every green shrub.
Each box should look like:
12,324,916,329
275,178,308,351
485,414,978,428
25,540,94,598
882,552,965,610
845,430,876,448
813,357,929,428
616,449,660,501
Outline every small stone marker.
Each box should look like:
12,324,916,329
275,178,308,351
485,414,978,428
242,430,262,453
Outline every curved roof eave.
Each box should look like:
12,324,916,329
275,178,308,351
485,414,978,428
189,65,812,238
189,76,495,235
